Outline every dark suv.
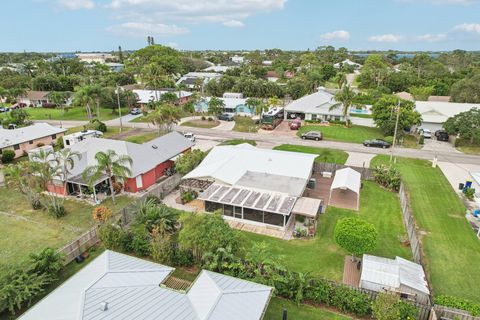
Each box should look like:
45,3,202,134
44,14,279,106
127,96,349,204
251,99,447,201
218,113,234,121
435,130,449,142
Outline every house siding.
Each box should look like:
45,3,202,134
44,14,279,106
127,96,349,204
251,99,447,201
2,132,65,158
124,160,174,193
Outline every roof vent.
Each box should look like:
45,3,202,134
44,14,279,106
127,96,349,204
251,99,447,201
99,302,109,312
152,144,158,149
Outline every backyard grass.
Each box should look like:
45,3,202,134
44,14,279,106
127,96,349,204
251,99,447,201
0,188,133,276
233,115,259,133
182,119,220,129
220,139,257,146
6,106,130,121
124,131,160,144
370,155,479,300
298,125,384,144
273,144,348,164
457,145,480,155
242,181,411,280
265,298,351,320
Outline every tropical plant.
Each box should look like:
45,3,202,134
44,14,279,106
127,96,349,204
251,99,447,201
245,97,261,113
134,200,179,234
330,85,358,126
371,293,401,320
145,103,181,133
334,217,378,260
92,205,113,223
4,162,42,209
29,248,64,279
207,97,225,117
203,246,236,273
374,165,401,192
1,149,15,163
56,148,82,197
82,150,132,204
47,91,69,113
73,84,105,120
174,149,206,174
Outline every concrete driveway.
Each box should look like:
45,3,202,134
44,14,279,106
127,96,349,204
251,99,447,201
422,138,458,153
345,152,375,168
437,162,480,194
212,120,235,131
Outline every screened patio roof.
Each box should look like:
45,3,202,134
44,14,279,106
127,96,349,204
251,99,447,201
292,197,322,218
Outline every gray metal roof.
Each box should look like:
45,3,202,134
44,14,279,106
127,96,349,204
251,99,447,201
19,250,273,320
284,90,343,116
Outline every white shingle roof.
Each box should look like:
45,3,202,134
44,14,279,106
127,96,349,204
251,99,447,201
183,143,316,196
19,250,272,320
284,90,343,116
0,123,66,148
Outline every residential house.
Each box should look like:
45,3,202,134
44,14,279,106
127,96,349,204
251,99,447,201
76,53,114,63
0,123,66,159
266,71,279,82
203,65,232,72
105,62,124,72
132,89,193,106
414,101,480,131
17,90,50,107
231,55,245,64
176,72,222,89
360,254,430,304
333,59,362,69
183,144,322,232
18,250,273,320
43,132,193,201
195,96,254,116
284,89,345,122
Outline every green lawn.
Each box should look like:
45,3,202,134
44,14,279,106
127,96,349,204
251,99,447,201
243,181,411,280
234,115,259,133
273,144,348,164
124,131,160,144
0,188,133,276
265,298,351,320
457,145,480,155
370,156,479,300
349,113,373,119
220,139,257,146
402,134,421,149
298,125,384,144
2,107,129,121
182,119,220,129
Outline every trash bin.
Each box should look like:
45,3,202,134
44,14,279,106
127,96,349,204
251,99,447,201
459,183,465,190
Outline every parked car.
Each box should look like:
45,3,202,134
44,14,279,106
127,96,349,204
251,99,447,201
184,132,196,142
301,131,322,141
130,108,142,115
363,139,391,148
289,118,302,130
0,107,8,113
435,130,449,142
218,113,234,121
419,128,432,139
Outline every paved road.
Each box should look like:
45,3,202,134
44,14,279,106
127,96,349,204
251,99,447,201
37,119,480,165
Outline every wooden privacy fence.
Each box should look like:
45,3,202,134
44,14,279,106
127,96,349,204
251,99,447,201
432,306,480,320
399,182,424,265
313,162,375,180
57,174,183,264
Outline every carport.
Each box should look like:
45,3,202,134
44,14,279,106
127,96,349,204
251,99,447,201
329,167,361,211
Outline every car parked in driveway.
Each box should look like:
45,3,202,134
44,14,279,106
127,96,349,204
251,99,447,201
130,108,142,115
363,139,391,148
218,113,234,121
419,128,432,139
300,131,322,141
435,130,449,142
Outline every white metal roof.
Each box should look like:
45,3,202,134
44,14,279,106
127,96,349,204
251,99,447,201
292,197,322,218
360,254,430,295
200,96,248,109
415,101,479,124
183,143,316,197
0,123,66,149
133,89,192,104
331,167,361,194
60,131,193,179
19,250,272,320
284,90,343,116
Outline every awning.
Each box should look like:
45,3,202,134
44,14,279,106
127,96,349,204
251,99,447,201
292,197,322,218
331,167,361,194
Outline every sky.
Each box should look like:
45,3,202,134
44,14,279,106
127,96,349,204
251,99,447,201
1,0,480,52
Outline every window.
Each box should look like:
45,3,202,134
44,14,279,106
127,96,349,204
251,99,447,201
205,201,223,213
223,204,233,217
263,212,285,227
29,140,33,145
13,145,20,150
234,206,242,219
243,208,263,223
51,134,57,139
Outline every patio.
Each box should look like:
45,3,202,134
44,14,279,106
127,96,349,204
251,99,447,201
342,256,361,287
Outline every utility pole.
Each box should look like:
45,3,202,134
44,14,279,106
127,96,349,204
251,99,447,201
390,101,401,163
116,86,123,133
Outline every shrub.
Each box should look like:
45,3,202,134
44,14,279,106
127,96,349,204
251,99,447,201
419,135,425,145
201,116,206,120
56,136,64,149
435,295,480,316
92,205,113,223
29,248,64,280
372,293,401,320
151,230,174,265
208,117,213,121
181,190,197,203
398,301,419,320
48,203,67,218
172,248,194,267
175,149,206,175
145,194,162,205
374,165,401,192
463,187,476,201
329,285,372,316
86,119,107,133
36,142,45,147
334,217,377,259
99,224,130,252
112,182,123,194
130,227,152,256
1,149,15,163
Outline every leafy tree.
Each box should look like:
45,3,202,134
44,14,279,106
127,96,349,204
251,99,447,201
371,95,421,137
1,149,15,163
175,149,206,174
47,91,69,113
450,74,480,103
29,248,63,279
145,103,181,133
444,108,480,144
208,97,225,116
334,217,377,260
409,85,434,101
331,85,358,126
359,54,390,88
82,150,133,204
160,92,178,104
5,108,30,126
286,77,309,99
371,293,401,320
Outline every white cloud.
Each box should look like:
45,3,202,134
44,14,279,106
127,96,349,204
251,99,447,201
223,20,245,28
398,0,478,5
57,0,95,9
454,23,480,34
368,34,403,43
416,33,448,42
106,22,189,37
320,30,350,41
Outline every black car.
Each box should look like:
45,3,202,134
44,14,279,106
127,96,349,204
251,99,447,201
435,130,449,142
218,113,234,121
363,139,391,148
300,131,322,141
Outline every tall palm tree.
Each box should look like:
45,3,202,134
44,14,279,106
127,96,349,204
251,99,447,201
48,91,68,114
330,85,358,126
245,97,261,114
73,85,105,120
82,150,133,204
56,148,82,198
142,63,168,101
208,97,225,117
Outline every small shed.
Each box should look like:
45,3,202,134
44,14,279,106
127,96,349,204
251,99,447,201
360,254,430,304
329,167,361,211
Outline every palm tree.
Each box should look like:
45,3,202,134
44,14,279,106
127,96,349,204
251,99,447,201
48,91,68,114
335,72,347,89
142,63,168,101
73,85,105,120
146,103,181,133
56,148,82,198
245,97,261,114
82,150,133,204
135,200,178,235
267,96,281,108
330,85,358,126
4,162,42,209
208,97,225,118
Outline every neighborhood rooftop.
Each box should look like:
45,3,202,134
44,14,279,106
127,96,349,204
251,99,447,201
18,250,273,320
0,123,66,149
284,90,343,116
